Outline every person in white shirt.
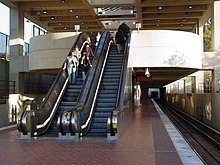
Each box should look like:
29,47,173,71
63,50,79,84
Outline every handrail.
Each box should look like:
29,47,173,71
67,32,113,135
17,32,90,136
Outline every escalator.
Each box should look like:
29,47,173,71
17,32,113,138
17,33,91,137
66,33,131,139
86,45,124,137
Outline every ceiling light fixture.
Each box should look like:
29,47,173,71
75,15,79,19
158,6,162,10
182,18,186,22
58,22,62,26
69,9,73,13
43,10,47,14
64,27,67,30
51,16,55,20
61,0,65,3
157,19,160,22
188,5,193,9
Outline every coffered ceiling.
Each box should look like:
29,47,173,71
1,0,215,33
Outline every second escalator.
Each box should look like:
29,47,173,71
85,45,124,137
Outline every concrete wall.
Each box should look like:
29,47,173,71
166,93,214,129
165,50,220,132
0,100,10,127
202,50,220,131
0,59,9,81
29,32,78,71
128,30,202,69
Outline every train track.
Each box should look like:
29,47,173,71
156,100,220,165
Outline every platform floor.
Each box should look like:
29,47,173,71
0,99,203,165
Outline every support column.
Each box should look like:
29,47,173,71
211,1,220,51
10,7,24,56
9,7,25,93
199,26,204,52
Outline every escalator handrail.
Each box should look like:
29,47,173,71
17,32,90,135
69,32,113,135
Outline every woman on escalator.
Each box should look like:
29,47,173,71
63,50,79,84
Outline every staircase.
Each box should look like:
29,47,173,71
44,71,84,137
86,45,124,137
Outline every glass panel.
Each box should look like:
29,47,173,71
33,25,39,36
0,32,7,57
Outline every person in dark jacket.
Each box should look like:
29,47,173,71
115,30,126,53
118,22,130,39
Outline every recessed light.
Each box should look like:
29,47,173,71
64,27,67,30
158,6,162,10
156,24,160,27
157,19,160,22
81,21,84,24
58,22,62,26
61,0,65,3
43,10,47,14
182,18,186,22
75,15,79,19
51,16,55,20
180,24,183,27
69,9,73,13
188,5,192,9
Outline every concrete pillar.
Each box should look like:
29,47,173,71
9,7,25,93
211,1,220,51
10,7,24,56
199,26,204,52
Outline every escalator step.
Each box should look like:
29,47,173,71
60,101,77,106
92,118,108,123
99,90,118,94
100,85,118,90
97,98,117,103
95,107,114,112
98,93,117,98
90,122,107,129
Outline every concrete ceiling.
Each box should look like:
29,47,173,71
133,67,199,88
2,0,214,33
